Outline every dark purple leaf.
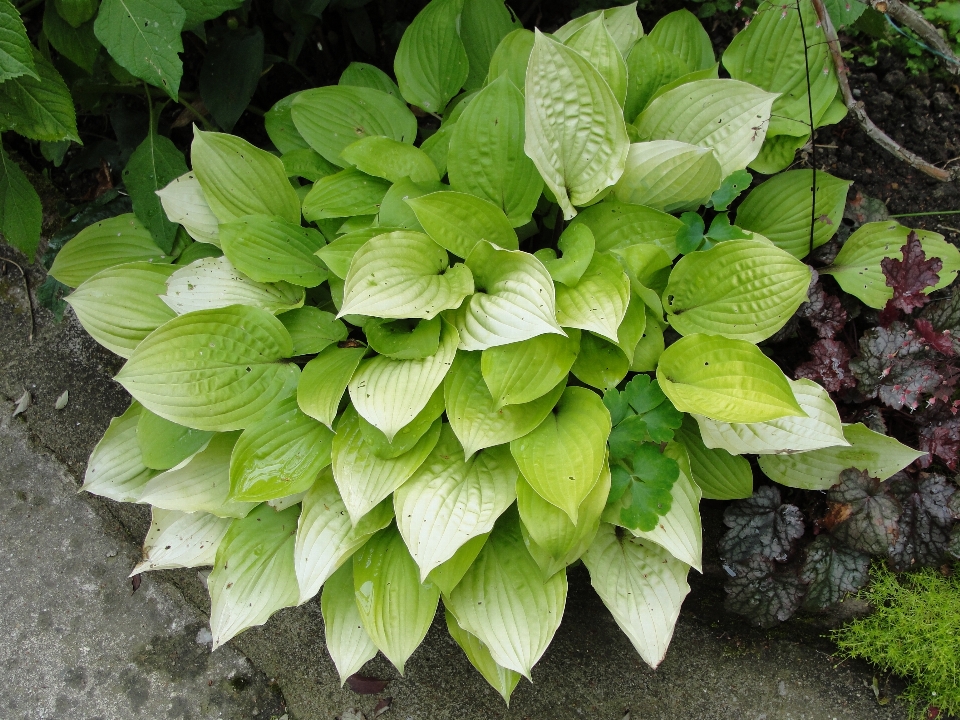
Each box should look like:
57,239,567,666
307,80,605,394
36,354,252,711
131,573,141,592
346,675,389,695
919,418,960,470
881,231,941,316
719,486,805,563
797,277,847,339
886,473,957,570
827,469,902,555
914,318,955,356
799,535,871,609
795,339,857,393
723,555,808,628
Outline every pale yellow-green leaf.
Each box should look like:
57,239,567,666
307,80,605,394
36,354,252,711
613,140,722,211
132,508,231,574
156,171,220,245
161,257,305,315
555,252,630,343
321,561,379,685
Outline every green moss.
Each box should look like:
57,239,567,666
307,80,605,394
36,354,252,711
832,564,960,718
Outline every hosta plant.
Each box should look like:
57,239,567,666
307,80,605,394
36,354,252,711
54,0,957,703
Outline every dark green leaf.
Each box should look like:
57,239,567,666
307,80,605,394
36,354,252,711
675,211,704,254
887,473,957,570
0,49,80,142
718,486,805,563
0,143,42,257
602,388,630,426
623,374,667,414
365,316,442,359
612,443,680,532
707,169,752,212
0,0,38,82
177,0,245,27
799,535,870,610
43,1,99,72
200,26,265,132
36,275,70,320
339,61,401,97
704,212,750,243
122,128,188,253
54,0,100,27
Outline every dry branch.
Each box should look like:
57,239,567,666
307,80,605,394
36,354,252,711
869,0,960,76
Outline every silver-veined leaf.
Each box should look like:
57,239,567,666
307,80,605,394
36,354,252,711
190,129,300,224
340,231,473,319
220,215,327,287
664,239,811,342
82,402,157,502
694,378,848,455
613,140,722,211
758,423,924,490
161,256,305,315
656,333,804,423
297,345,366,429
446,508,567,678
209,503,300,648
332,405,441,523
66,262,177,358
394,424,518,579
156,171,221,245
407,190,518,258
583,522,691,668
480,332,580,408
555,252,630,343
116,305,300,431
296,468,394,603
132,508,231,574
445,350,565,457
394,0,468,113
524,31,629,218
321,561,379,685
353,524,441,673
634,79,777,177
450,240,563,350
510,386,611,523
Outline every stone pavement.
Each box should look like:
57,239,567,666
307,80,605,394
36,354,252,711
0,258,908,720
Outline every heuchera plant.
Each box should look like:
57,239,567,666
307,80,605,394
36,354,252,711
48,0,959,703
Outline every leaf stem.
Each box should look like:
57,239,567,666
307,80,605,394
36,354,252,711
889,210,960,218
796,0,817,258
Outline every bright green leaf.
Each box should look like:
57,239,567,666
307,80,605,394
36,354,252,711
358,385,445,459
301,167,392,220
407,190,519,258
570,331,629,390
339,61,401,97
486,27,534,90
553,3,643,57
279,307,347,356
281,148,338,182
445,608,521,705
220,215,327,287
555,252,630,343
459,0,520,91
569,198,683,256
264,92,311,154
297,345,366,429
426,533,487,595
647,9,713,71
673,416,753,500
316,227,400,278
624,36,689,123
394,0,469,112
340,135,439,184
565,16,628,106
481,332,580,409
137,408,213,471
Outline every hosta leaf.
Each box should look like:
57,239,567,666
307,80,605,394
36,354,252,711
613,140,723,212
132,508,231,574
481,332,580,408
821,222,960,308
220,216,327,287
565,16,628,106
758,423,925,490
540,223,595,286
359,385,445,459
407,190,518,258
191,130,300,225
555,252,630,343
123,128,188,254
296,468,394,604
446,508,568,678
116,305,299,431
517,459,610,576
137,409,213,471
340,136,439,184
209,504,300,648
279,307,347,356
297,345,366,429
673,416,753,500
365,317,442,361
332,406,441,523
161,257,305,315
450,240,563,350
629,444,703,570
93,0,185,98
510,386,611,523
445,351,565,457
583,523,691,669
66,262,177,358
664,239,812,342
459,0,519,91
524,31,629,219
291,86,417,167
321,561,378,685
420,124,454,177
394,424,518,579
568,198,683,256
624,37,689,123
570,332,629,390
157,172,220,245
646,9,713,71
229,396,333,502
426,533,487,595
349,319,459,440
445,609,521,705
631,309,665,371
377,177,446,230
750,132,809,174
83,403,157,502
657,334,804,423
301,167,392,220
316,227,399,278
552,3,642,58
735,169,851,259
339,61,401,97
0,50,79,142
138,432,256,517
0,0,37,82
353,525,441,673
722,0,836,138
486,27,534,90
447,76,542,226
0,144,42,257
281,148,338,182
695,378,848,455
394,0,468,112
340,231,473,319
634,79,777,177
265,93,310,154
49,214,171,288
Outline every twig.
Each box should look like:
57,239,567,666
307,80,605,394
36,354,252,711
810,0,960,182
890,209,960,217
797,0,817,257
1,256,33,343
869,0,960,75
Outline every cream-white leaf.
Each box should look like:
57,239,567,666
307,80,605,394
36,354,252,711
161,257,305,315
132,508,231,574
